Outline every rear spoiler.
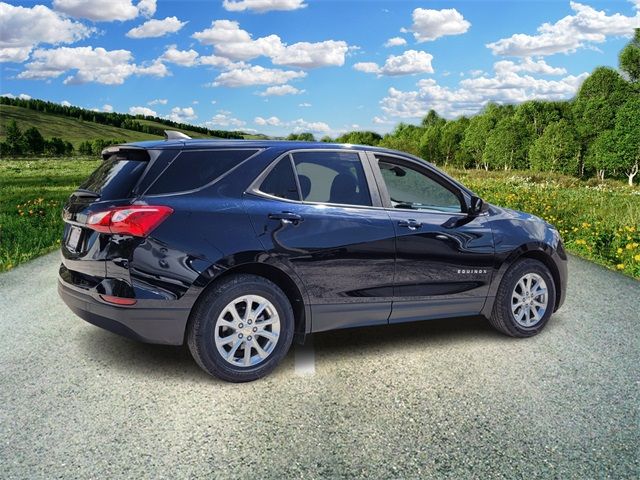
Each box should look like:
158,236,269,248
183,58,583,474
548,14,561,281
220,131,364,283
100,145,151,161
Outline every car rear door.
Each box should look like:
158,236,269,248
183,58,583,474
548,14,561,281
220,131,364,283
367,152,495,324
244,149,396,333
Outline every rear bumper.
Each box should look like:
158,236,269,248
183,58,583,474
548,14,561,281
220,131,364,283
58,276,191,345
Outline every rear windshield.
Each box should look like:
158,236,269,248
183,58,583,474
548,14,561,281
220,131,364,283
145,149,258,195
79,153,148,200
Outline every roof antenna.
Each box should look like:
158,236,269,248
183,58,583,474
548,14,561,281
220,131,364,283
164,130,192,140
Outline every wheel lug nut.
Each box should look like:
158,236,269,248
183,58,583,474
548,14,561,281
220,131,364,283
247,336,252,341
238,323,244,328
238,333,243,338
253,327,257,332
248,320,252,325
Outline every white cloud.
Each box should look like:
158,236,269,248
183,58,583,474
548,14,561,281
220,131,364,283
373,116,394,125
353,62,381,74
292,118,331,134
354,50,434,76
223,0,307,12
271,40,349,68
166,106,196,123
102,104,113,112
380,63,589,119
192,20,349,68
298,102,312,107
407,8,471,42
255,116,281,126
61,100,72,106
258,84,304,96
206,110,246,127
160,45,199,66
135,59,169,77
494,57,567,76
212,64,306,87
130,106,156,116
148,98,167,106
487,2,640,57
0,2,92,63
385,37,407,48
127,16,186,39
1,92,32,100
18,46,169,84
53,0,156,22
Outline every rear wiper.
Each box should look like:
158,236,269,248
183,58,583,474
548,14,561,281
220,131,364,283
71,189,100,199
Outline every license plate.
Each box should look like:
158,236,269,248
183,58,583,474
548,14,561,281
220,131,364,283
67,226,82,252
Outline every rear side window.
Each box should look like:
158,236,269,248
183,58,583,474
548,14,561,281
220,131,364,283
146,149,257,195
259,157,300,201
292,151,371,206
79,152,148,200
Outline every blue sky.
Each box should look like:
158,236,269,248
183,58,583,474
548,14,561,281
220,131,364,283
1,0,639,137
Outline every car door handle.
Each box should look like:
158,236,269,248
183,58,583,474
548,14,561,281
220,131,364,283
398,219,422,230
268,211,303,224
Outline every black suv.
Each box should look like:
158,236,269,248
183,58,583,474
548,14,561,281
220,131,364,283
59,136,567,382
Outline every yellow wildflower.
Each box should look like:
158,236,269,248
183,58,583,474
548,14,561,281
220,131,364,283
616,264,625,270
617,248,623,254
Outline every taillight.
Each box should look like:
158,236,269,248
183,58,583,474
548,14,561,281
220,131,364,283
86,205,173,237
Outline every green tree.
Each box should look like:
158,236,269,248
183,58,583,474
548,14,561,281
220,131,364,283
335,131,382,146
586,131,617,180
45,137,66,156
286,133,315,141
23,127,45,154
619,28,640,83
419,122,444,164
613,97,640,186
379,122,424,157
320,135,333,143
421,109,445,128
482,116,532,170
529,120,580,175
4,120,24,155
439,117,470,167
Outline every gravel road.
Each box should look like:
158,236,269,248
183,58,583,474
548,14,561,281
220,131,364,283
1,252,638,479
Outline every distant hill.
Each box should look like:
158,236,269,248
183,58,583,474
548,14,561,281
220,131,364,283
0,105,162,146
0,97,261,148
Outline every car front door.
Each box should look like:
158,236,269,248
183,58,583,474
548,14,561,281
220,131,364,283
244,149,396,333
368,152,495,324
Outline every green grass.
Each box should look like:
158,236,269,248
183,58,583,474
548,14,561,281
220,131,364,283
0,105,162,147
0,159,638,278
0,158,100,270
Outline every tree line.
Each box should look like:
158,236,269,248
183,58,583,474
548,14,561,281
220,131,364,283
318,29,640,185
0,98,245,140
0,120,128,157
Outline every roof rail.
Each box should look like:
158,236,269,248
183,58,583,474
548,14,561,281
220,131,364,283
164,130,192,140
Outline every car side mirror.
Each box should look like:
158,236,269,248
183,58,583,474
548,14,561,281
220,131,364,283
469,196,484,215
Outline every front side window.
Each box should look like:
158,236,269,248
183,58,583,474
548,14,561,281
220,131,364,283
377,157,462,213
292,151,371,207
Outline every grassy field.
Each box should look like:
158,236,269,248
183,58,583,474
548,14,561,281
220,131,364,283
0,105,162,147
0,105,261,148
0,159,638,278
0,159,99,270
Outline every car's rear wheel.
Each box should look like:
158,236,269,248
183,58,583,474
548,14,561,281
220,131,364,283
488,258,556,337
187,274,294,382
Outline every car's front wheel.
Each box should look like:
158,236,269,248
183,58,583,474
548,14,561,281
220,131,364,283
488,258,556,337
187,274,294,382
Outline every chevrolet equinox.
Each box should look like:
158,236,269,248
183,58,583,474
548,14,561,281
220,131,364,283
58,135,567,382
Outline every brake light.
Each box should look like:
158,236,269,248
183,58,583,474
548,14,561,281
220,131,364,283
86,205,173,237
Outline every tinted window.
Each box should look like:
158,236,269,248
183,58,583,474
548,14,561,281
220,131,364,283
147,149,257,195
79,154,148,200
259,157,300,201
292,151,371,206
378,159,461,213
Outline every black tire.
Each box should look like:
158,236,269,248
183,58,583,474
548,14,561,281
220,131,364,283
488,258,556,338
187,274,294,382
